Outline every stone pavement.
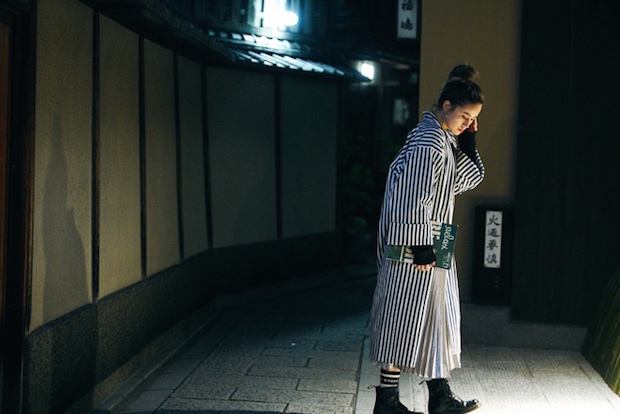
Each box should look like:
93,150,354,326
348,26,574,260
97,266,620,414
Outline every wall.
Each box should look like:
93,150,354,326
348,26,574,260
144,39,181,276
419,0,521,300
99,14,141,297
512,1,620,324
177,56,209,258
206,69,338,246
206,68,278,247
33,0,93,328
280,76,337,237
24,0,341,411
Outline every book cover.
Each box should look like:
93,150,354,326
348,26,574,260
386,221,458,269
431,221,458,269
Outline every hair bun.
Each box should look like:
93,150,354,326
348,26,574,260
434,63,484,108
447,64,478,81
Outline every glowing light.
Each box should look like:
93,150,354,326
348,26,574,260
260,10,299,28
361,62,375,80
280,11,299,26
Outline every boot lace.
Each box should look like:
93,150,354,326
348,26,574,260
444,381,467,405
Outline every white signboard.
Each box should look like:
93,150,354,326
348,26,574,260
397,0,418,39
484,210,503,268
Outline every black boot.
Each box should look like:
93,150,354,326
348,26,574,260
373,386,424,414
426,379,480,414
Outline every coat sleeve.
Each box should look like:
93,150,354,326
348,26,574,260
454,149,484,195
384,146,442,247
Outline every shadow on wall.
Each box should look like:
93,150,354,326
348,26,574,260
37,116,97,411
43,117,89,321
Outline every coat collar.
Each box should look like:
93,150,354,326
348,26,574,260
422,111,458,149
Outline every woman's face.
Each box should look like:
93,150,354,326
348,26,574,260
443,101,483,135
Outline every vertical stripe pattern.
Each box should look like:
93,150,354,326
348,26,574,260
370,111,484,378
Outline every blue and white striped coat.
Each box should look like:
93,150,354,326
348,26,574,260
369,111,484,378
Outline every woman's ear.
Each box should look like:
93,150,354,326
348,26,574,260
442,100,452,112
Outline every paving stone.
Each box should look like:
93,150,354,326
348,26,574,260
263,338,319,350
192,356,256,374
307,351,361,370
261,346,321,357
285,402,354,414
210,341,266,357
315,339,364,352
118,389,172,411
160,357,202,374
141,372,189,391
297,378,358,393
231,386,354,407
248,364,357,381
179,373,299,390
354,388,376,414
272,330,349,343
253,354,311,367
158,397,286,412
477,378,544,397
175,341,219,359
474,360,533,378
171,381,237,400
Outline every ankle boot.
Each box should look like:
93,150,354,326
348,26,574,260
426,379,480,414
373,386,424,414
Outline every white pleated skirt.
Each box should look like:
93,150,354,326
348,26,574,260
369,259,462,378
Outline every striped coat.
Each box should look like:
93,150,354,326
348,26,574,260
369,111,484,378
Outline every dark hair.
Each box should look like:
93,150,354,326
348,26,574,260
435,64,484,109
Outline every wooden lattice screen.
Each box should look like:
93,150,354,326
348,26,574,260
582,270,620,395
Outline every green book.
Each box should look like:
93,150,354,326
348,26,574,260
431,221,458,269
386,221,458,270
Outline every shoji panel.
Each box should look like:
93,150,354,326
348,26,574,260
31,0,93,329
98,15,141,296
177,56,208,257
280,76,337,238
144,40,180,275
206,68,277,248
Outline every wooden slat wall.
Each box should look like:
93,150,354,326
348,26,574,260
582,270,620,395
512,1,620,324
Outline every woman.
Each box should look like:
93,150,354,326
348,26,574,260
370,64,485,414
